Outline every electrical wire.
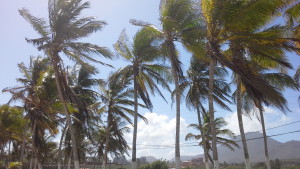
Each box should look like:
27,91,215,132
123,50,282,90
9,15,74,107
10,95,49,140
133,130,300,150
131,120,300,148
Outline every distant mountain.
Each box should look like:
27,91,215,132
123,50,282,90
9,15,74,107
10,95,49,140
170,154,203,162
175,132,300,163
143,156,158,163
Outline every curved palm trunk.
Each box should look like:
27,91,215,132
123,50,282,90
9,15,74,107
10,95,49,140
167,40,181,169
132,68,138,169
58,123,68,169
237,76,251,169
102,110,112,169
32,119,42,169
208,57,219,169
196,105,210,169
50,53,80,169
259,108,271,169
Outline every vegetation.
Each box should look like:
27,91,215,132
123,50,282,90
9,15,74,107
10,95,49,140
0,0,299,169
139,160,169,169
186,116,239,163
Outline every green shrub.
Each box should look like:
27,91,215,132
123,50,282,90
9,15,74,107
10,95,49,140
139,160,168,169
0,161,5,167
8,162,22,169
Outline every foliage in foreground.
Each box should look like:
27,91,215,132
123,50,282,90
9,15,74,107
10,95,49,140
138,160,168,169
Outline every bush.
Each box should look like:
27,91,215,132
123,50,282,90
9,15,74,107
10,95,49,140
139,160,168,169
8,162,22,169
0,161,5,167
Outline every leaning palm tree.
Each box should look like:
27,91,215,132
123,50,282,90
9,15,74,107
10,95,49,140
96,72,147,169
3,57,61,169
200,1,300,168
114,28,171,169
229,17,300,169
178,57,231,169
67,65,102,162
239,70,299,169
186,115,239,164
130,1,198,168
19,1,112,168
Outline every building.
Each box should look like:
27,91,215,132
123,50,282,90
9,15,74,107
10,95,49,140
191,158,204,165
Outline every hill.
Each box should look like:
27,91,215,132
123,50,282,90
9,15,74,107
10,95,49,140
171,132,300,163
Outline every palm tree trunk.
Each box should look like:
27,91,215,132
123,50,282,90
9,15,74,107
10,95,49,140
132,68,138,169
8,141,11,163
259,108,271,169
32,119,42,169
102,110,112,169
167,39,181,169
29,152,33,169
20,122,29,166
67,153,72,169
58,123,68,169
174,76,181,169
236,76,251,169
196,105,210,169
50,53,80,169
208,57,219,169
208,153,213,165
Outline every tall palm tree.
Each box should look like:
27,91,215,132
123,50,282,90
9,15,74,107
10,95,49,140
229,17,300,169
3,57,60,169
177,57,231,169
96,72,146,169
67,65,102,163
19,1,112,168
200,1,299,168
239,70,299,169
130,1,198,168
185,115,239,164
114,28,171,169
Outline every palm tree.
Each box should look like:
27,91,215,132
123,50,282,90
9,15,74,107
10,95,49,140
0,105,25,154
90,116,131,161
178,57,231,169
19,1,112,168
67,65,102,163
285,2,300,104
199,1,299,168
96,72,146,169
185,115,239,164
3,57,60,169
295,66,300,104
114,28,171,169
229,16,300,168
130,1,198,167
285,1,300,52
239,70,299,169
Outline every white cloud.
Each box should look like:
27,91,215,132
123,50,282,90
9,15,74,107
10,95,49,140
125,112,190,160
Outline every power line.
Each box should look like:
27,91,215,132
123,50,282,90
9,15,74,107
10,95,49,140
244,120,300,136
132,120,300,147
133,130,300,150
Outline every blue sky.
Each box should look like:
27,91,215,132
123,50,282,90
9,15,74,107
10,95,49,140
0,0,299,159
